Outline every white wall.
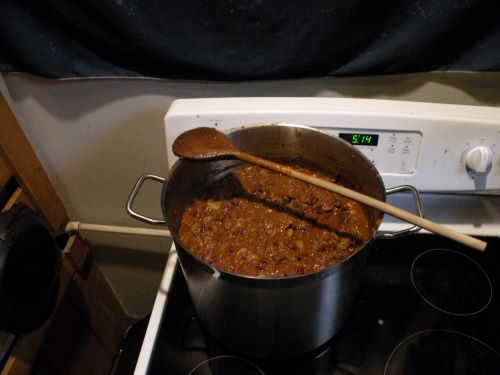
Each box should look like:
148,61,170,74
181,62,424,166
2,72,500,317
3,73,500,228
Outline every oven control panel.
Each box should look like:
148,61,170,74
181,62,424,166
164,98,500,192
323,129,422,175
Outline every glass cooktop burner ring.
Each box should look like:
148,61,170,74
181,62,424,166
410,248,492,316
383,329,500,375
187,355,265,375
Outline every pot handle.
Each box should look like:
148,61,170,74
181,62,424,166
376,184,424,239
126,174,167,225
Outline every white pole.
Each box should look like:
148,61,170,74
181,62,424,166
65,221,171,238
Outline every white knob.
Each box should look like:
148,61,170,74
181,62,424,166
464,146,493,173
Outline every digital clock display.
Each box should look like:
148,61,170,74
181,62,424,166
339,133,379,146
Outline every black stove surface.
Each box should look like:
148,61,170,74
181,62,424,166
148,234,500,375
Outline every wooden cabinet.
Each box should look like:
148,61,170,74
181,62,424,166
0,94,130,375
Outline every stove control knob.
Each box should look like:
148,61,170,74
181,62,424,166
464,145,493,173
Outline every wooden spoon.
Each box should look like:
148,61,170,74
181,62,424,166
172,127,487,252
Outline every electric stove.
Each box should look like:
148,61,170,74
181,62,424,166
146,234,500,375
131,98,500,374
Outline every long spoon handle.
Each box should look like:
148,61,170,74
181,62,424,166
236,151,487,252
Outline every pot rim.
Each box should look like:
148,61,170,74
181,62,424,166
166,123,387,284
172,234,373,287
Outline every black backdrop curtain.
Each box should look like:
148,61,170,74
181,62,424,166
1,0,499,80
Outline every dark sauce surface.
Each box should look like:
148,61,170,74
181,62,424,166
178,160,373,277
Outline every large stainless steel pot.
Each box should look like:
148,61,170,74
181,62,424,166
127,124,423,357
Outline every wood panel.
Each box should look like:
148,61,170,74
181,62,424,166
0,93,67,233
32,299,114,375
65,236,129,357
63,235,90,273
68,263,130,357
1,187,35,212
0,156,10,189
